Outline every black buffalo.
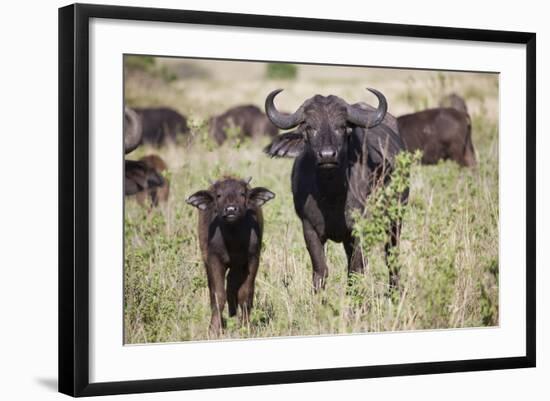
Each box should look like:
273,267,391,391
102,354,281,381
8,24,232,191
397,108,476,167
209,105,278,145
134,107,189,146
264,88,408,291
186,177,275,334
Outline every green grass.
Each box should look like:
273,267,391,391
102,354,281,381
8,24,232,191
124,63,499,343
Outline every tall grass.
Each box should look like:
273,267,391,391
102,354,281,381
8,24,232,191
124,63,498,343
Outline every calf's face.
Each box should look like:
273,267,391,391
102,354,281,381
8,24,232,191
186,178,275,223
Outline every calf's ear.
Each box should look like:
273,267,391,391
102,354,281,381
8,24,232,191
186,190,214,210
263,132,304,158
249,187,275,207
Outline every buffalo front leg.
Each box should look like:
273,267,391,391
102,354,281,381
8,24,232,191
385,220,402,292
302,220,328,292
344,236,365,277
205,255,226,336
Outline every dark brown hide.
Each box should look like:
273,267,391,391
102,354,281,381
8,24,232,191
124,159,165,206
209,105,278,145
439,93,469,114
134,107,189,146
135,155,170,205
186,177,275,334
397,108,476,167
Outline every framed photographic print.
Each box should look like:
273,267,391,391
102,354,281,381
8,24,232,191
58,3,536,397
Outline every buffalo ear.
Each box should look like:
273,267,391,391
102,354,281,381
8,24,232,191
186,190,214,210
263,132,304,158
249,187,275,207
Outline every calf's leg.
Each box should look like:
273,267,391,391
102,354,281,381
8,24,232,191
205,256,226,335
227,269,245,317
238,256,259,323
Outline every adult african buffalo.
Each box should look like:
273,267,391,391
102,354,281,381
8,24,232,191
209,105,278,145
124,107,165,203
264,88,408,291
397,108,476,167
134,107,189,146
439,93,468,114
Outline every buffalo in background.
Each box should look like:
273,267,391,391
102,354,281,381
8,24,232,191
135,155,170,206
209,105,279,145
397,105,476,167
264,88,408,291
439,93,469,114
124,107,168,206
135,107,189,146
124,106,142,154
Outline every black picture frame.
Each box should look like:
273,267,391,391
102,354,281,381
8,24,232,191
58,3,536,397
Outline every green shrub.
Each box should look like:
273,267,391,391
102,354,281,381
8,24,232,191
266,63,298,80
125,55,156,71
353,151,422,256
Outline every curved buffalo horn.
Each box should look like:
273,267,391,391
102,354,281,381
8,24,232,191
124,106,142,154
265,89,304,129
346,88,387,128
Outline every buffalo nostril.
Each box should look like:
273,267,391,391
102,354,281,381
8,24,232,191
319,148,337,159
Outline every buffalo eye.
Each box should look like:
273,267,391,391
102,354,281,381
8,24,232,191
240,192,246,198
216,193,221,199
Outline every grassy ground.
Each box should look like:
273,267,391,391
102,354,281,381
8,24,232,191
124,58,499,344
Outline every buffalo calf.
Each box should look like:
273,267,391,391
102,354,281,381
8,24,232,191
186,177,275,334
397,108,476,167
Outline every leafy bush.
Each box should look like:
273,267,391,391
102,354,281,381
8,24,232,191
353,151,422,256
266,63,298,80
125,55,156,72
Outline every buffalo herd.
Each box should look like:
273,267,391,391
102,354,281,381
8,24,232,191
125,88,478,334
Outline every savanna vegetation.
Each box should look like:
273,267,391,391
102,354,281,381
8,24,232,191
124,57,499,343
